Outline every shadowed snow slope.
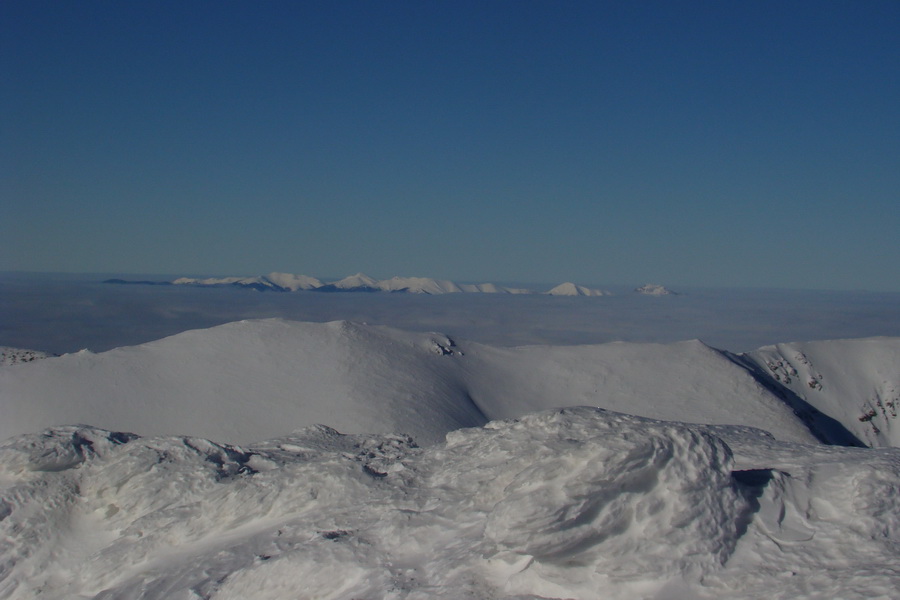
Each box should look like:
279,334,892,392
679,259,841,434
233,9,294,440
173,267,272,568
1,409,898,599
3,319,894,447
744,338,900,447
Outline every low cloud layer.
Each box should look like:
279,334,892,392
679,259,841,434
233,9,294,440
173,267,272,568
3,274,900,355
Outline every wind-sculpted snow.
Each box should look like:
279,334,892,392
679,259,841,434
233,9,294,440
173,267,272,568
2,409,898,599
429,410,745,595
706,428,900,599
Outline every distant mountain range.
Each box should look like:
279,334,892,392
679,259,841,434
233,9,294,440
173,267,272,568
105,272,675,297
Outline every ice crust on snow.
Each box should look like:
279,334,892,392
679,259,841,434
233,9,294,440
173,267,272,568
1,410,898,599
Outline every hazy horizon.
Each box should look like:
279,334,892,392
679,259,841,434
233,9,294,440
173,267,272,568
3,271,900,356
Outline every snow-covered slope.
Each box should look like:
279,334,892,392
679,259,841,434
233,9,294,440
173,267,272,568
635,283,676,295
173,274,323,292
162,272,569,295
0,348,54,366
375,276,463,294
261,272,323,291
743,338,900,447
463,338,820,444
324,272,381,291
0,320,486,445
457,282,533,294
546,282,611,296
173,275,254,286
2,409,898,599
2,319,881,447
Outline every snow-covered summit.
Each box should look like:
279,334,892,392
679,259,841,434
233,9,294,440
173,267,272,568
156,272,590,296
172,274,321,292
263,272,323,291
635,283,677,295
325,272,381,291
0,347,55,366
375,276,462,294
546,282,611,296
5,318,895,448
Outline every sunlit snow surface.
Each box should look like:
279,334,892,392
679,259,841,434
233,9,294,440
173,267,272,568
2,276,900,600
1,410,898,599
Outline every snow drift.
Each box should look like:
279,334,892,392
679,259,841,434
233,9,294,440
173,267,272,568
1,409,898,599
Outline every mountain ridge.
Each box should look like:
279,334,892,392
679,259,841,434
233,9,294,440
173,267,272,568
110,272,616,296
3,319,894,447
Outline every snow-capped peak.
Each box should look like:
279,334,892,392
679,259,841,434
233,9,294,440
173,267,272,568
264,272,323,291
546,282,611,296
376,276,462,294
635,283,677,296
160,272,541,295
329,272,380,290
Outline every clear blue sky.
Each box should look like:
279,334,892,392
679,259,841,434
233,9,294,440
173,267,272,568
2,1,898,290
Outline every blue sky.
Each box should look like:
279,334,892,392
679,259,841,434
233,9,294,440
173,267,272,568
2,1,898,290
